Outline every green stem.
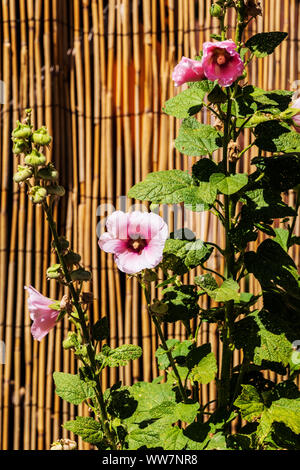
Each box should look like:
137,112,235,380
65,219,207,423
42,201,118,450
141,280,189,403
218,90,236,412
235,0,246,50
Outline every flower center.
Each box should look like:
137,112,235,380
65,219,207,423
213,48,231,66
128,237,147,254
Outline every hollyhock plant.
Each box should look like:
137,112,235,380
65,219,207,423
25,286,59,341
172,56,205,87
99,210,168,274
292,97,300,132
201,39,244,87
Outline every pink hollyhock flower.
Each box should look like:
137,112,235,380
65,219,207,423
201,40,244,87
25,286,59,341
99,211,169,274
292,98,300,133
172,57,205,87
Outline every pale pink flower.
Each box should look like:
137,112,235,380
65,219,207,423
292,98,300,133
172,57,205,87
25,286,59,341
99,211,169,274
201,40,244,87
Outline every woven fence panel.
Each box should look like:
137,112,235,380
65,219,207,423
0,0,299,450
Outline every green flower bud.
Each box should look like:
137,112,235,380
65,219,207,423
52,236,69,253
13,165,33,183
12,138,28,155
46,263,63,280
11,121,32,139
37,163,59,181
29,185,47,204
63,250,81,267
47,185,65,196
210,3,223,17
62,332,79,350
25,148,46,167
150,299,168,315
32,126,52,146
70,268,92,282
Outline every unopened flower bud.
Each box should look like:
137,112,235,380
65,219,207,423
62,332,79,350
13,165,33,183
29,185,47,204
150,299,168,315
46,263,63,280
25,148,46,167
70,268,92,282
50,439,77,450
210,3,223,17
52,236,69,253
12,121,32,139
63,251,81,267
32,126,52,146
37,163,59,181
12,138,28,155
47,185,65,197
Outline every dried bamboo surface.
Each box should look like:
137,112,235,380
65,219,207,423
0,0,299,450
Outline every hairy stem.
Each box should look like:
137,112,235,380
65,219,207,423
141,280,189,403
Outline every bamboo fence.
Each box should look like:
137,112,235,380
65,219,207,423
0,0,299,450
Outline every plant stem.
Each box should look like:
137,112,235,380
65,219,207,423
218,89,235,412
235,0,246,50
141,280,189,403
42,201,118,450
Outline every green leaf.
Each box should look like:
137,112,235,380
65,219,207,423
234,385,265,422
194,273,219,291
155,339,194,370
53,372,95,405
189,351,217,385
187,343,218,385
254,121,300,153
210,173,248,195
175,117,222,156
99,344,142,367
244,239,299,292
128,169,209,210
208,278,240,302
233,309,294,368
173,402,200,424
192,158,218,182
63,417,103,445
163,82,206,119
245,32,288,58
162,238,213,275
160,426,189,450
126,428,162,450
161,285,200,323
205,432,227,450
252,153,300,192
268,398,300,434
184,422,214,450
273,228,289,251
